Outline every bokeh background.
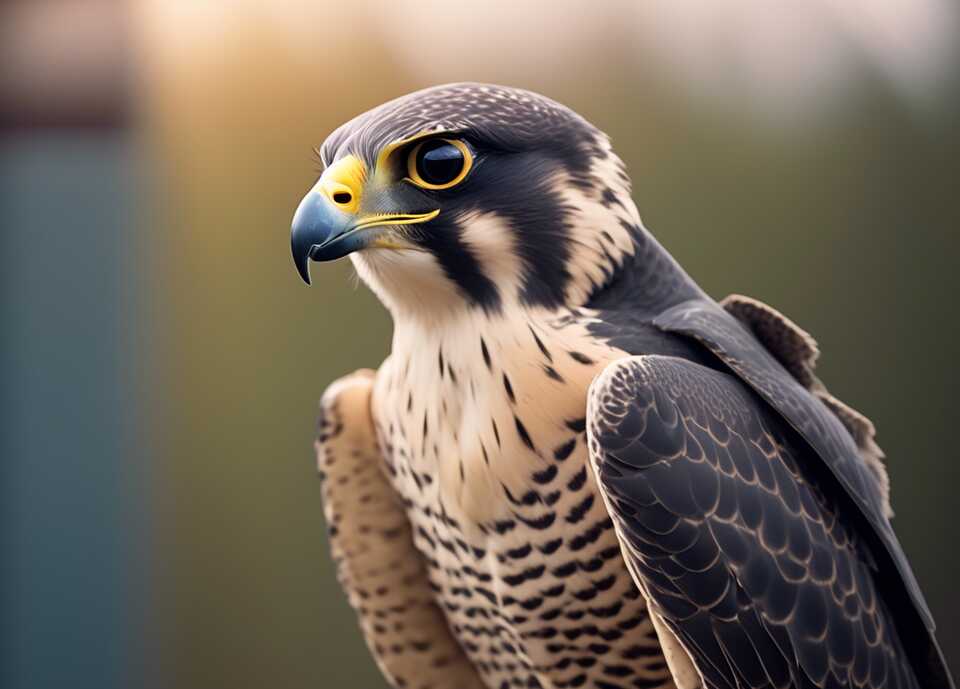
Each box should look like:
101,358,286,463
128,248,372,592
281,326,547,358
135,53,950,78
2,1,959,687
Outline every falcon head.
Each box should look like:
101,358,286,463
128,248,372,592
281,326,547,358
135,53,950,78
291,83,642,317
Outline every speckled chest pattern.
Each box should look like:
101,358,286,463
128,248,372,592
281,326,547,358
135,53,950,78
371,312,676,689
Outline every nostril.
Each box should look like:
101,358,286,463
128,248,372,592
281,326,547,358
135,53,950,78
332,191,352,205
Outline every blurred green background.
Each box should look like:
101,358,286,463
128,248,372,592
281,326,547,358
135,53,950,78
2,1,958,687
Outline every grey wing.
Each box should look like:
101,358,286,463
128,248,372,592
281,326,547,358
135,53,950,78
587,355,920,689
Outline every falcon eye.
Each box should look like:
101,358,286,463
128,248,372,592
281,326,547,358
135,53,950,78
407,139,473,190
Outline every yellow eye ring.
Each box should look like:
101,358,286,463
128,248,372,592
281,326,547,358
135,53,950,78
406,138,473,190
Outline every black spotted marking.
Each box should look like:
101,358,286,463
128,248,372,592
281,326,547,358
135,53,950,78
518,596,544,611
632,677,667,689
522,627,558,640
541,607,563,621
543,364,564,382
616,616,645,632
594,574,617,591
481,337,492,370
538,538,562,554
505,543,533,560
529,325,553,362
621,645,655,660
573,585,599,602
554,437,577,461
568,350,594,365
565,417,586,433
503,565,546,586
438,349,445,376
569,517,614,551
515,510,557,530
503,374,516,404
566,494,594,523
567,467,587,491
492,418,501,448
474,587,498,605
514,415,535,451
580,557,603,573
436,533,457,555
461,565,492,582
543,490,562,506
503,484,540,507
591,601,624,618
532,464,558,485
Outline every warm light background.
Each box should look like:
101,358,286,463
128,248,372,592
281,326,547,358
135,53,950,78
3,1,959,687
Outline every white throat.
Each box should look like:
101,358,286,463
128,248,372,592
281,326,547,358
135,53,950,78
374,303,619,525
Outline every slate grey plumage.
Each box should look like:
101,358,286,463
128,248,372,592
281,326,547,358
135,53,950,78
291,83,954,689
589,355,918,689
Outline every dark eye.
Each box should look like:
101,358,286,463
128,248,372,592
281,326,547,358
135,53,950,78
407,139,473,190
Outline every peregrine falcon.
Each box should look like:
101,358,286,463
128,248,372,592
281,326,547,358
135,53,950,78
290,83,954,689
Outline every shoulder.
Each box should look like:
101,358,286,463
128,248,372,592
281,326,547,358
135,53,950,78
318,369,378,445
584,306,721,368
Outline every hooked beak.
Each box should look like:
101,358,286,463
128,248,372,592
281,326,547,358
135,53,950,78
290,192,358,284
290,155,438,285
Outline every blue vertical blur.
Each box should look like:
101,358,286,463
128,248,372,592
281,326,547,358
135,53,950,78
0,132,148,689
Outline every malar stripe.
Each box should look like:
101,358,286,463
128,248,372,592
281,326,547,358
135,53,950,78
423,220,502,312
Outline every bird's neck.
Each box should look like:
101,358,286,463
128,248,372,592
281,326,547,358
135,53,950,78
382,302,619,524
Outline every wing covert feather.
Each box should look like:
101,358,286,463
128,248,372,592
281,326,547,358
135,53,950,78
588,356,922,689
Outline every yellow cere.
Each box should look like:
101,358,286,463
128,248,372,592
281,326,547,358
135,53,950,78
312,154,367,215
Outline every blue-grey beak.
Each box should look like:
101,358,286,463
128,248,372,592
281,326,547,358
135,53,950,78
290,192,362,285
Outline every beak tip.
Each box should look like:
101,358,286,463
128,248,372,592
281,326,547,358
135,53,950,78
293,249,313,285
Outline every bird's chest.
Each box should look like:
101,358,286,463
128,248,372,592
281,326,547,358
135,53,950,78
369,326,661,684
372,325,610,530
